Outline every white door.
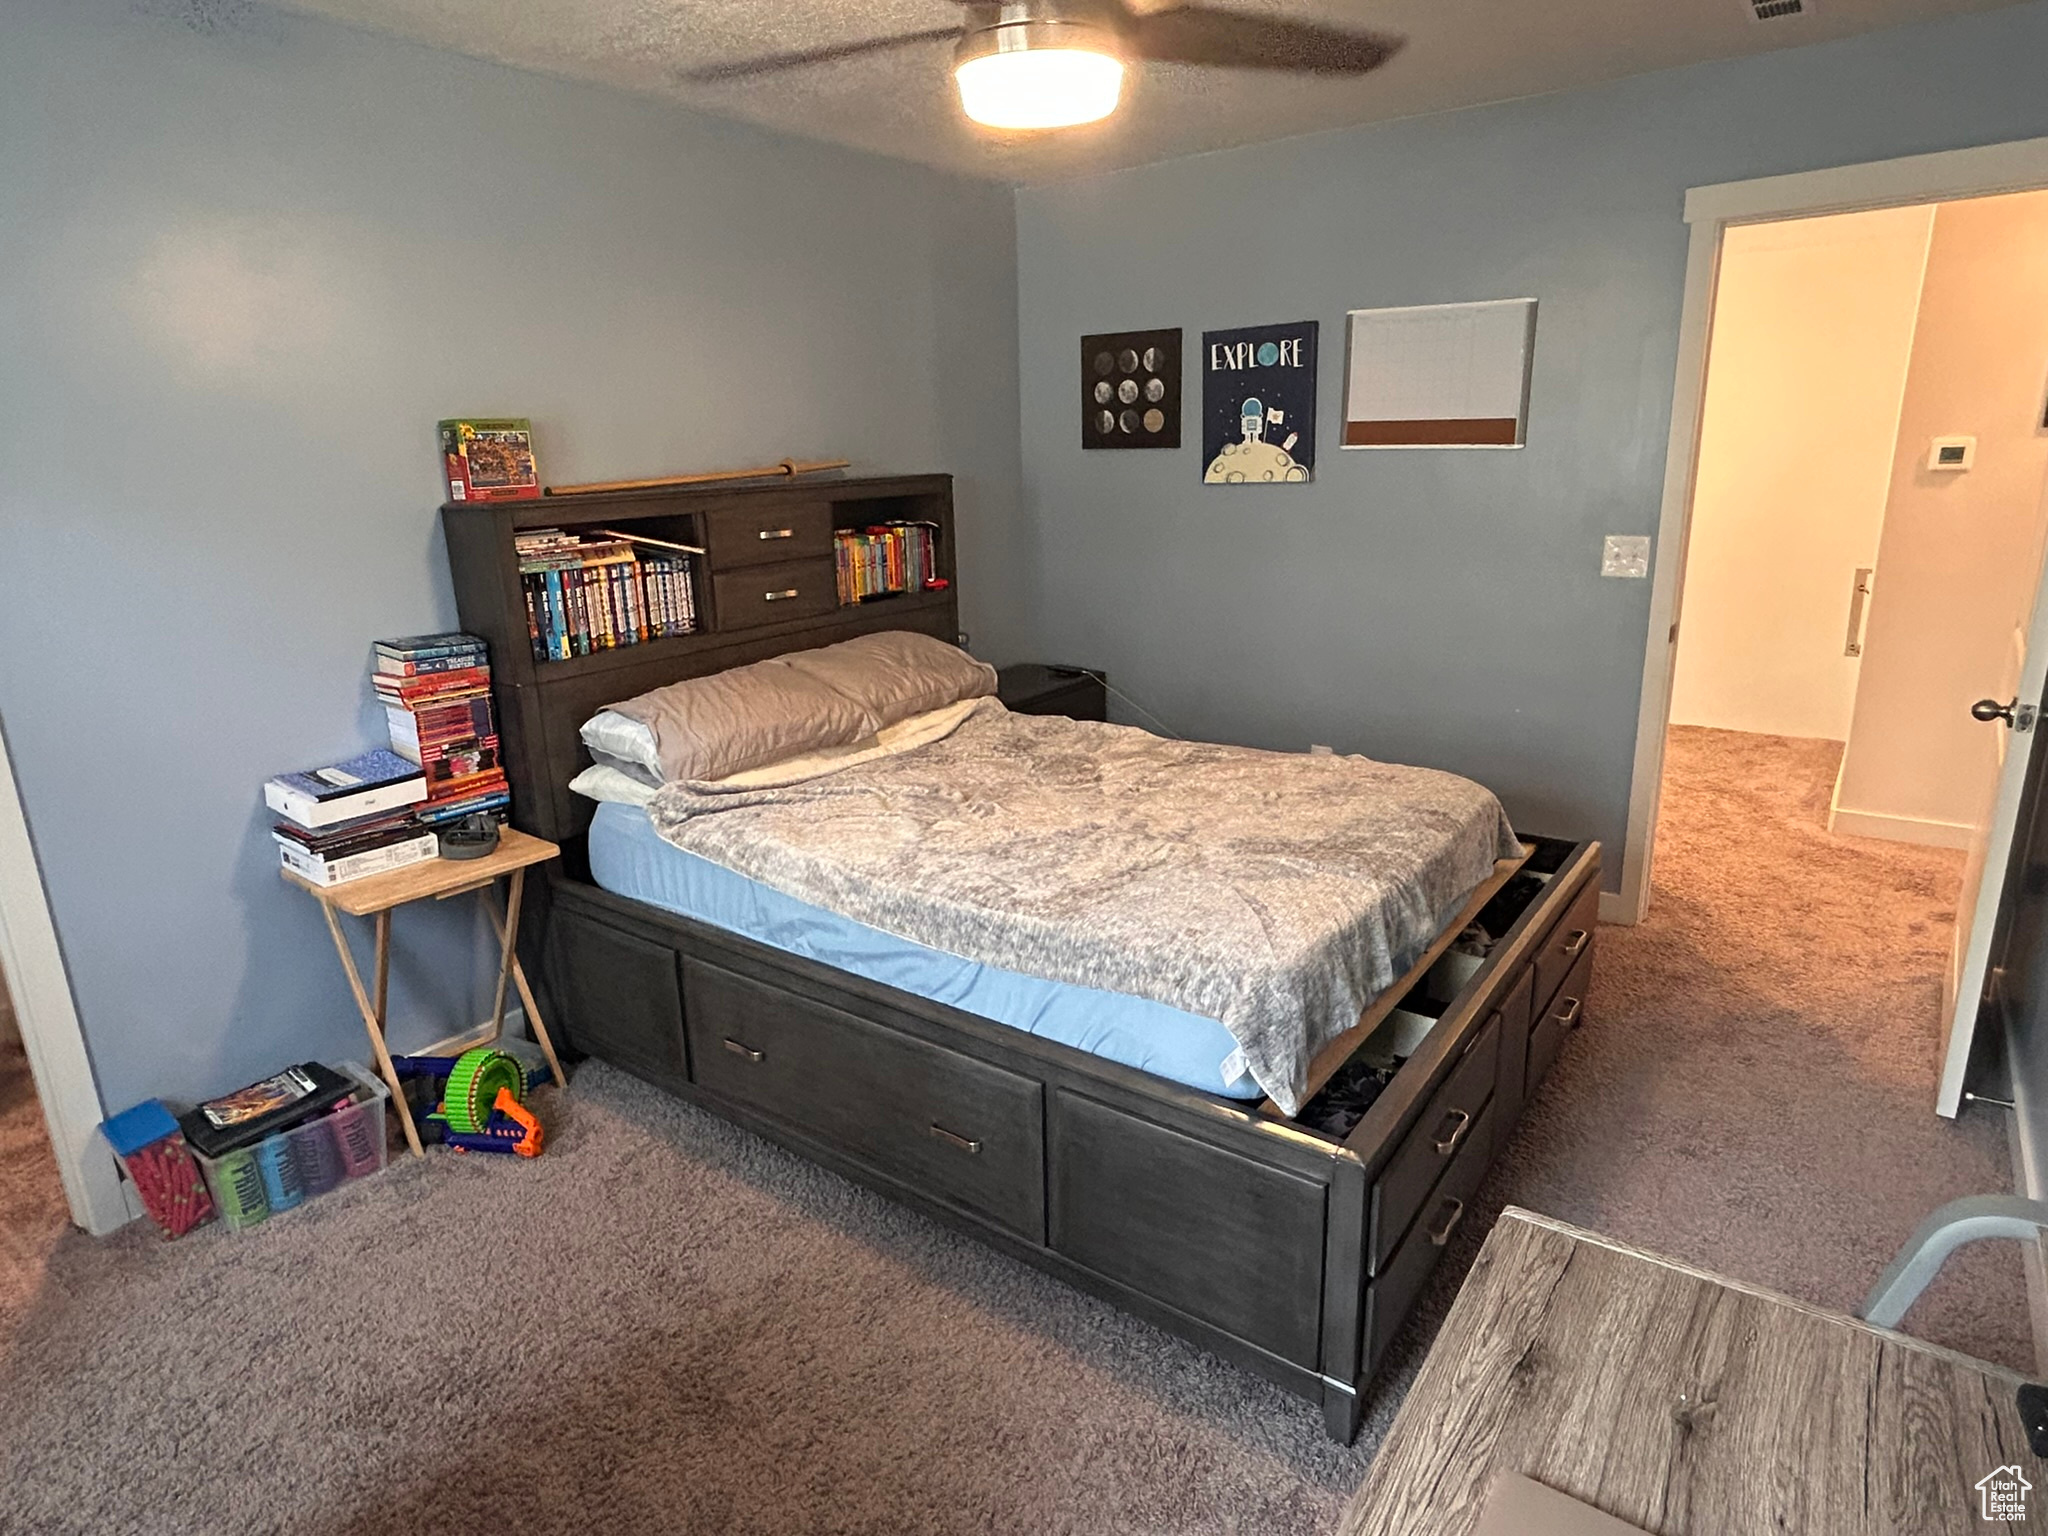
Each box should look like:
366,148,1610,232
1940,610,2048,1115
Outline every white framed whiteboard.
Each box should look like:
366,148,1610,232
1342,298,1536,449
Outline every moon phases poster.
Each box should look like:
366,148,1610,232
1202,322,1318,484
1080,329,1182,449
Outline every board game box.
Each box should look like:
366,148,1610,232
439,418,541,503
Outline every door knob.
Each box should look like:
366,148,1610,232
1973,697,2039,731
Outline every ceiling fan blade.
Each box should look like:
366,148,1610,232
1123,5,1401,73
680,27,959,84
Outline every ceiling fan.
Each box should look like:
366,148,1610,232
681,1,1403,132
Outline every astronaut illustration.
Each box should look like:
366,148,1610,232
1205,395,1308,484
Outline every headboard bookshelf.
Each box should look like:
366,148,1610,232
443,472,960,844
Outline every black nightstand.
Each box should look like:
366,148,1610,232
996,664,1107,722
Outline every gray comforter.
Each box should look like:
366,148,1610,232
646,701,1520,1115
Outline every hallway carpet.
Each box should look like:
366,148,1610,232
0,726,2025,1533
1486,726,2026,1370
0,1032,71,1335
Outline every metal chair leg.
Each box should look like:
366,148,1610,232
1859,1194,2048,1328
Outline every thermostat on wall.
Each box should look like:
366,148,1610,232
1928,435,1976,471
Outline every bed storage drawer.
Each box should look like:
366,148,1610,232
1050,1091,1328,1367
549,910,689,1092
1363,1091,1498,1371
712,557,841,631
682,960,1045,1241
703,501,834,569
1489,967,1538,1124
1532,876,1597,1013
1368,1013,1498,1274
1528,950,1592,1090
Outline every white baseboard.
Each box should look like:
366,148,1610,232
415,1007,528,1059
1597,890,1635,926
1826,805,1975,849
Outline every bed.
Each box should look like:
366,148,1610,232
586,798,1268,1100
443,472,1601,1442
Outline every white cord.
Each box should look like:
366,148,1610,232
1066,668,1182,740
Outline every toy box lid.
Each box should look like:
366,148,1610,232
101,1099,181,1158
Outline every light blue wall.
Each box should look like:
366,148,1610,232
0,0,1022,1113
1014,2,2048,884
13,0,2048,1121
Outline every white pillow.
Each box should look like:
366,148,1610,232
567,762,660,808
580,710,663,786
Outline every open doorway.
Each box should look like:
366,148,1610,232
1652,186,2048,1107
0,723,128,1240
0,959,70,1324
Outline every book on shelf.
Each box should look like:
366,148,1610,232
372,635,510,815
374,631,488,662
834,522,940,605
515,528,697,662
265,635,510,886
277,829,440,888
374,649,487,678
383,694,494,753
264,750,428,830
270,790,443,885
438,419,540,504
272,805,421,855
417,742,502,786
372,667,491,708
414,786,511,826
275,819,432,883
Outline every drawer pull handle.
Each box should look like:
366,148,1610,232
758,528,795,540
1555,997,1583,1030
1561,929,1590,958
1429,1198,1467,1247
722,1038,765,1063
1434,1107,1473,1157
929,1124,982,1155
763,588,801,602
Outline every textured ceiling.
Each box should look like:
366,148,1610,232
264,0,2024,182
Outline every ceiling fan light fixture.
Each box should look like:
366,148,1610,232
954,11,1124,131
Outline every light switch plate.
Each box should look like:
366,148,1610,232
1602,535,1651,579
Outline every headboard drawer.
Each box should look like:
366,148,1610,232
712,557,841,630
705,501,834,568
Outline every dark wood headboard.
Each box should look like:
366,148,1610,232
442,473,960,845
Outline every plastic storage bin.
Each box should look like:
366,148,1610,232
195,1061,390,1232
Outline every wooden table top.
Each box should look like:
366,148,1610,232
1339,1207,2043,1536
280,826,559,917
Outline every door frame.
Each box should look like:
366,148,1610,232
0,718,129,1235
1617,134,2048,925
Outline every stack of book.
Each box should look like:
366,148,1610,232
834,522,940,605
267,749,436,887
516,528,698,661
371,633,510,824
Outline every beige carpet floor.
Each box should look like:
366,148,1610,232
0,1026,71,1328
1484,727,2027,1369
0,725,2026,1533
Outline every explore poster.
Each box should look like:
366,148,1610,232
1201,322,1318,484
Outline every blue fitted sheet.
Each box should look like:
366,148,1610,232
585,799,1263,1099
